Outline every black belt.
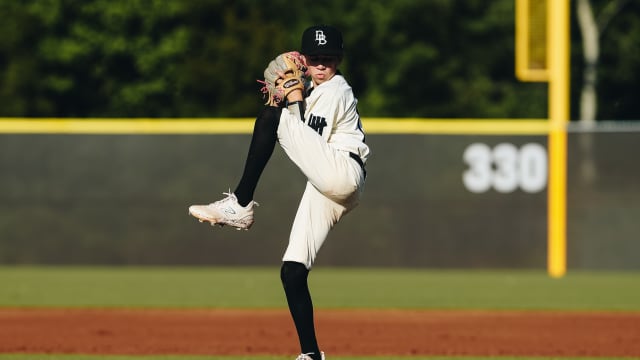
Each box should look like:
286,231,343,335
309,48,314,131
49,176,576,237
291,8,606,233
349,152,366,177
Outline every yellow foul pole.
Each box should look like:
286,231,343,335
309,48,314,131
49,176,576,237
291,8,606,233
547,0,570,278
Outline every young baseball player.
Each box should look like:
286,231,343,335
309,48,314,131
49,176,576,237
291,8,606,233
189,25,369,360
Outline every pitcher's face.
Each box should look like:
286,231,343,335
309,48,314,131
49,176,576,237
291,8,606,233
304,55,341,85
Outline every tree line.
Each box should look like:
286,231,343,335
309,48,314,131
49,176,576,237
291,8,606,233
0,0,638,120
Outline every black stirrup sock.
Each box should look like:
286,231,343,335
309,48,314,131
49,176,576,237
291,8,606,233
280,261,321,358
234,106,280,207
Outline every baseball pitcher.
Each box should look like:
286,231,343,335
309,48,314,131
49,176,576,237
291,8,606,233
189,25,368,360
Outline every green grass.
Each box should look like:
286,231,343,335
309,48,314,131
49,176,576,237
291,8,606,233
0,266,639,310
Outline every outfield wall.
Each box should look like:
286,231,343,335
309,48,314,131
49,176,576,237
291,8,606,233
0,120,637,269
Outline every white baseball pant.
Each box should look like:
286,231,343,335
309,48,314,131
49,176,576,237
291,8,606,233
276,108,366,269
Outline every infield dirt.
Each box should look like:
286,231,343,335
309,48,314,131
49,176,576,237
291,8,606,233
1,308,639,357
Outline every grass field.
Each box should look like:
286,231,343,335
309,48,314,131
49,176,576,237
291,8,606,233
1,266,639,310
1,266,639,360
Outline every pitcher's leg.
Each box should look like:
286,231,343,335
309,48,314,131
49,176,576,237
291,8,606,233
280,183,344,360
282,182,348,269
277,111,361,204
188,106,279,229
234,106,281,206
280,261,321,359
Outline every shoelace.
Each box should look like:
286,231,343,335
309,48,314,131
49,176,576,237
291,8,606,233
209,191,233,206
214,191,259,208
220,191,234,200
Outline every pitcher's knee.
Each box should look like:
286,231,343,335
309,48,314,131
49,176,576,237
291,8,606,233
280,261,309,289
316,178,358,201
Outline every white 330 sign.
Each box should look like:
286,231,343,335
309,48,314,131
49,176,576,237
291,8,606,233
463,142,548,193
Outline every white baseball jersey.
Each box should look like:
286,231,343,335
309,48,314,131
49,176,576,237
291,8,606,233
277,73,369,269
302,74,370,163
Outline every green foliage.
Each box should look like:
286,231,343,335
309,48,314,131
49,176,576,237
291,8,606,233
0,0,637,119
593,1,640,120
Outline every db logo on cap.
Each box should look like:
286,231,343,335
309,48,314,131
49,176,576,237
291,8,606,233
315,30,327,45
301,25,343,56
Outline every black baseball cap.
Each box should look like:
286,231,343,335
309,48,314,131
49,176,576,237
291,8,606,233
300,25,344,56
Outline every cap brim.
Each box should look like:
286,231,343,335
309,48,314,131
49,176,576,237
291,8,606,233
302,49,343,56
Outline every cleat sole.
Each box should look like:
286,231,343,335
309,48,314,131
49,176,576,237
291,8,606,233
188,212,250,231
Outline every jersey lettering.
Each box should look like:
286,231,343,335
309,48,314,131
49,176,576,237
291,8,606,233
308,114,327,135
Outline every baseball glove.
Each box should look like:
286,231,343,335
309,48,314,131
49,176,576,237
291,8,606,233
258,51,307,106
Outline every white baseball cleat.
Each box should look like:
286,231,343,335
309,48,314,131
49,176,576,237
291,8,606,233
188,192,257,230
295,352,325,360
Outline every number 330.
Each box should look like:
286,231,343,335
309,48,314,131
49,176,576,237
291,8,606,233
463,143,548,193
